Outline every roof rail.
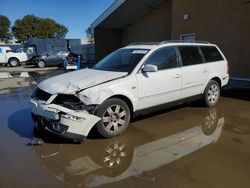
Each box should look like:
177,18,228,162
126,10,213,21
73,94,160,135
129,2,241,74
159,40,211,45
127,40,211,46
127,42,160,46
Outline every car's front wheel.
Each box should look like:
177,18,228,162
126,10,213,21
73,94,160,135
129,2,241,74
203,80,220,107
96,98,130,138
37,60,46,68
8,58,19,67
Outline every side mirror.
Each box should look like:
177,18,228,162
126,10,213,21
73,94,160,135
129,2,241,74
142,64,158,72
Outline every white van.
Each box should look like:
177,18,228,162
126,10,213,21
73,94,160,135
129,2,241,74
31,41,229,141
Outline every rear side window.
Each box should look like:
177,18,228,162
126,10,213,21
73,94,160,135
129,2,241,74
200,46,224,62
178,46,203,66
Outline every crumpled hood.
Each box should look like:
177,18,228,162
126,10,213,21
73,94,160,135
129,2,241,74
38,68,127,94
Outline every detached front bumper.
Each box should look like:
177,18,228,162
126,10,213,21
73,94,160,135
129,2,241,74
31,99,101,141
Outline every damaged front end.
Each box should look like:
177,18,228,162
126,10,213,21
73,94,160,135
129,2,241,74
31,88,101,142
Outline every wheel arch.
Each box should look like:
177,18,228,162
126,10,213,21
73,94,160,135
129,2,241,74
210,77,222,88
8,57,20,64
107,94,134,119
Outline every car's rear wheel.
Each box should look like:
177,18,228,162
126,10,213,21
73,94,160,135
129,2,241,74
96,98,130,138
8,58,19,67
203,80,220,107
37,60,45,68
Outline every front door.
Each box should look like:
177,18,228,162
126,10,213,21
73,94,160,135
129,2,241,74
136,47,182,110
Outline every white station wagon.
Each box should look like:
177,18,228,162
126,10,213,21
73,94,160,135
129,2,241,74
31,41,229,142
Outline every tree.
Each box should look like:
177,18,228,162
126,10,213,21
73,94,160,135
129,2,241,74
12,15,68,42
0,15,12,43
85,27,94,44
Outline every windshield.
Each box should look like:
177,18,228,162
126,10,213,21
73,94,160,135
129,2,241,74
93,48,149,73
14,48,21,52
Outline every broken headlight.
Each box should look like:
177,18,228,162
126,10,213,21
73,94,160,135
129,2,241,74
52,94,96,112
31,88,52,101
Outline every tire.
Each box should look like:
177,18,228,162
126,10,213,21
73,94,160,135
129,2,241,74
8,58,19,67
203,80,220,107
37,60,46,68
96,98,131,138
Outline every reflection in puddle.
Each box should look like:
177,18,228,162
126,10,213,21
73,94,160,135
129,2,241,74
34,109,224,187
0,71,52,79
0,70,64,91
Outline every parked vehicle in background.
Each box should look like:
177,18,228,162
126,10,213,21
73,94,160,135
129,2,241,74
24,38,82,59
0,46,28,67
28,51,68,68
31,41,229,142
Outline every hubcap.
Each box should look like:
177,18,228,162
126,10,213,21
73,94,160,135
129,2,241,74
102,104,127,134
38,61,44,67
207,84,219,104
104,142,127,168
11,60,17,66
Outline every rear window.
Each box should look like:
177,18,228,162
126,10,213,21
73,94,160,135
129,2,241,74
178,46,203,66
200,46,224,62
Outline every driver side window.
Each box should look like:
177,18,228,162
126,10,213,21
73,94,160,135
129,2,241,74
144,47,178,70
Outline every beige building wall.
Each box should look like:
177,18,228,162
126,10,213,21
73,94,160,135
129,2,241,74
94,0,250,77
171,0,250,77
121,0,172,46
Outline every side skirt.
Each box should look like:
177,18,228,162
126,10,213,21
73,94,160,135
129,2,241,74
133,94,203,118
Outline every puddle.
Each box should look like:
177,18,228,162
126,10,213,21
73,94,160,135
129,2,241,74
0,70,64,91
0,73,250,188
0,70,62,79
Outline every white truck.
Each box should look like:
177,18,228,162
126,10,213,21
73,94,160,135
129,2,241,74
0,46,28,67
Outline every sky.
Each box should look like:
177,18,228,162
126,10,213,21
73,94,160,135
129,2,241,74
0,0,116,39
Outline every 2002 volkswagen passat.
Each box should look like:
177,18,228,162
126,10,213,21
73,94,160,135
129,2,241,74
31,41,229,142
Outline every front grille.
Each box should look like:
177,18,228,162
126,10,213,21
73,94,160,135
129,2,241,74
32,88,52,101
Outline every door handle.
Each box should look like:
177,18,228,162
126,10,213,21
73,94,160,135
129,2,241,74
202,69,208,73
175,74,182,78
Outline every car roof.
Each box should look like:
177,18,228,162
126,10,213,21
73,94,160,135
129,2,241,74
0,46,11,50
123,41,217,50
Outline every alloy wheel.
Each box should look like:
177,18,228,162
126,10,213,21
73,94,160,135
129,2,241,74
102,104,127,135
207,84,219,105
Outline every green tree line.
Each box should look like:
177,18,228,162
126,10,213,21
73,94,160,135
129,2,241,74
0,15,68,43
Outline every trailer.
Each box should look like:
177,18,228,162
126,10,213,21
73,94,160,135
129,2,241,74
24,38,82,59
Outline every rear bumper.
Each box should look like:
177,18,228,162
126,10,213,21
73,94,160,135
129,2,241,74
222,74,230,87
30,99,101,141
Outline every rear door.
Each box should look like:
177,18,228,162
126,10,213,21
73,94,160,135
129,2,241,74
178,46,208,98
136,47,182,110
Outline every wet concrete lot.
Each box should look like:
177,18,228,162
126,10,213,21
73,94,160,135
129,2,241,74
0,72,250,188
